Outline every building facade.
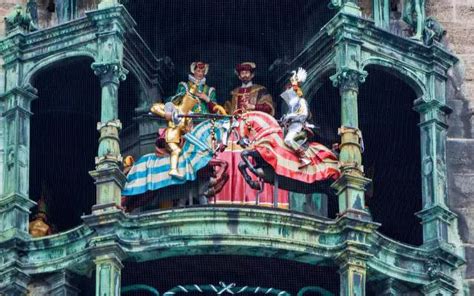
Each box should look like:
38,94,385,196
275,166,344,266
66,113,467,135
0,0,472,295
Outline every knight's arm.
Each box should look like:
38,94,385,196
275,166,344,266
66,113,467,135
150,102,166,117
208,87,217,102
296,98,310,121
205,87,227,115
255,89,275,115
205,87,218,111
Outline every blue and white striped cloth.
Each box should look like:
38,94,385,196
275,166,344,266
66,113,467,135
122,119,226,196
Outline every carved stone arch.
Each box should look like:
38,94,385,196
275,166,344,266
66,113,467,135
122,58,151,106
22,51,96,87
361,58,426,99
304,63,336,104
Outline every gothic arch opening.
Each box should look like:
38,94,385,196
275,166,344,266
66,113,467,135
359,65,422,245
309,67,422,243
122,256,339,295
29,57,100,232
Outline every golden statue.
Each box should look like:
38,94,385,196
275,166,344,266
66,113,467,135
150,83,200,179
29,194,52,238
151,62,227,179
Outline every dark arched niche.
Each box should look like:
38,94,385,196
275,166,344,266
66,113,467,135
311,67,422,245
29,57,100,232
359,66,422,245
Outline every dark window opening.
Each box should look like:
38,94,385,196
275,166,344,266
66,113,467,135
359,66,422,246
29,57,100,232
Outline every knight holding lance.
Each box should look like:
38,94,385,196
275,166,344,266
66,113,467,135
150,61,226,179
280,68,312,169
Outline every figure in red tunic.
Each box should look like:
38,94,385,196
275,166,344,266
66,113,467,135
215,62,288,207
225,62,274,116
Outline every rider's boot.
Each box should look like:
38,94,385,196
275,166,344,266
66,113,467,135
169,149,185,179
299,157,311,169
296,148,311,169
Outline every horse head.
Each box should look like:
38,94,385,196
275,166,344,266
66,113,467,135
234,111,284,147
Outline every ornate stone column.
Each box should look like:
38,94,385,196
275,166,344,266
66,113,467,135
330,69,372,219
373,0,390,29
86,6,134,211
83,7,133,295
334,217,377,296
90,62,127,209
414,100,457,248
94,252,124,296
0,85,37,238
337,249,369,296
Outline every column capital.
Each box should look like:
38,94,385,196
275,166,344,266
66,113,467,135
416,204,456,223
331,174,371,196
330,69,367,93
0,192,36,210
0,85,38,115
414,97,452,115
91,62,128,86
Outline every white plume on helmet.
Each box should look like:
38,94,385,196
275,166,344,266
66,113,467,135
291,67,307,84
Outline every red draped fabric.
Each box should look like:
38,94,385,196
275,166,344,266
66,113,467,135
212,140,289,208
240,112,340,183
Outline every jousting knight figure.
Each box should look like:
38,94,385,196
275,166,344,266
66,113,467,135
150,83,199,179
150,62,226,179
280,67,312,169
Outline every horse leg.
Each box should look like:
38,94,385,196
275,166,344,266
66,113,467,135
239,150,263,190
241,150,265,178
